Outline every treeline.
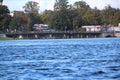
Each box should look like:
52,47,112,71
0,0,120,32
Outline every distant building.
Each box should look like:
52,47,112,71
33,24,48,31
103,25,120,32
10,10,25,17
82,25,102,32
82,25,120,32
13,11,24,16
113,27,120,32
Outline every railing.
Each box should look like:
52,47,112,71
4,30,103,35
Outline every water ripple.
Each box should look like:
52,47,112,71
0,38,120,80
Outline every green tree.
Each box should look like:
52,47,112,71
53,0,73,31
41,10,55,29
83,8,103,25
23,1,42,31
73,1,90,10
109,10,120,26
41,10,53,24
73,15,83,30
54,0,68,11
41,0,120,31
72,1,90,29
101,5,117,25
10,12,28,31
0,5,11,32
52,9,75,31
23,1,39,14
28,13,43,30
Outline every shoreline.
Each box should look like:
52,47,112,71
0,37,117,40
0,37,20,40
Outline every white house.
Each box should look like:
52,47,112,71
33,24,48,31
113,26,120,32
82,25,102,32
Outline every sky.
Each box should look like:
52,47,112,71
3,0,120,12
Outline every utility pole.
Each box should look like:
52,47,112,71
0,0,3,5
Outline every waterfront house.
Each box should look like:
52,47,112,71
115,23,120,31
33,24,48,31
82,25,102,32
112,26,120,32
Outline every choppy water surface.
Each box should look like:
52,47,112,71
0,38,120,80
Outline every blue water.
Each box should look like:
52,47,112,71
0,38,120,80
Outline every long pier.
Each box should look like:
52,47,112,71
5,31,102,39
4,31,115,39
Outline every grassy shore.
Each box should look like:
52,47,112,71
0,37,20,40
